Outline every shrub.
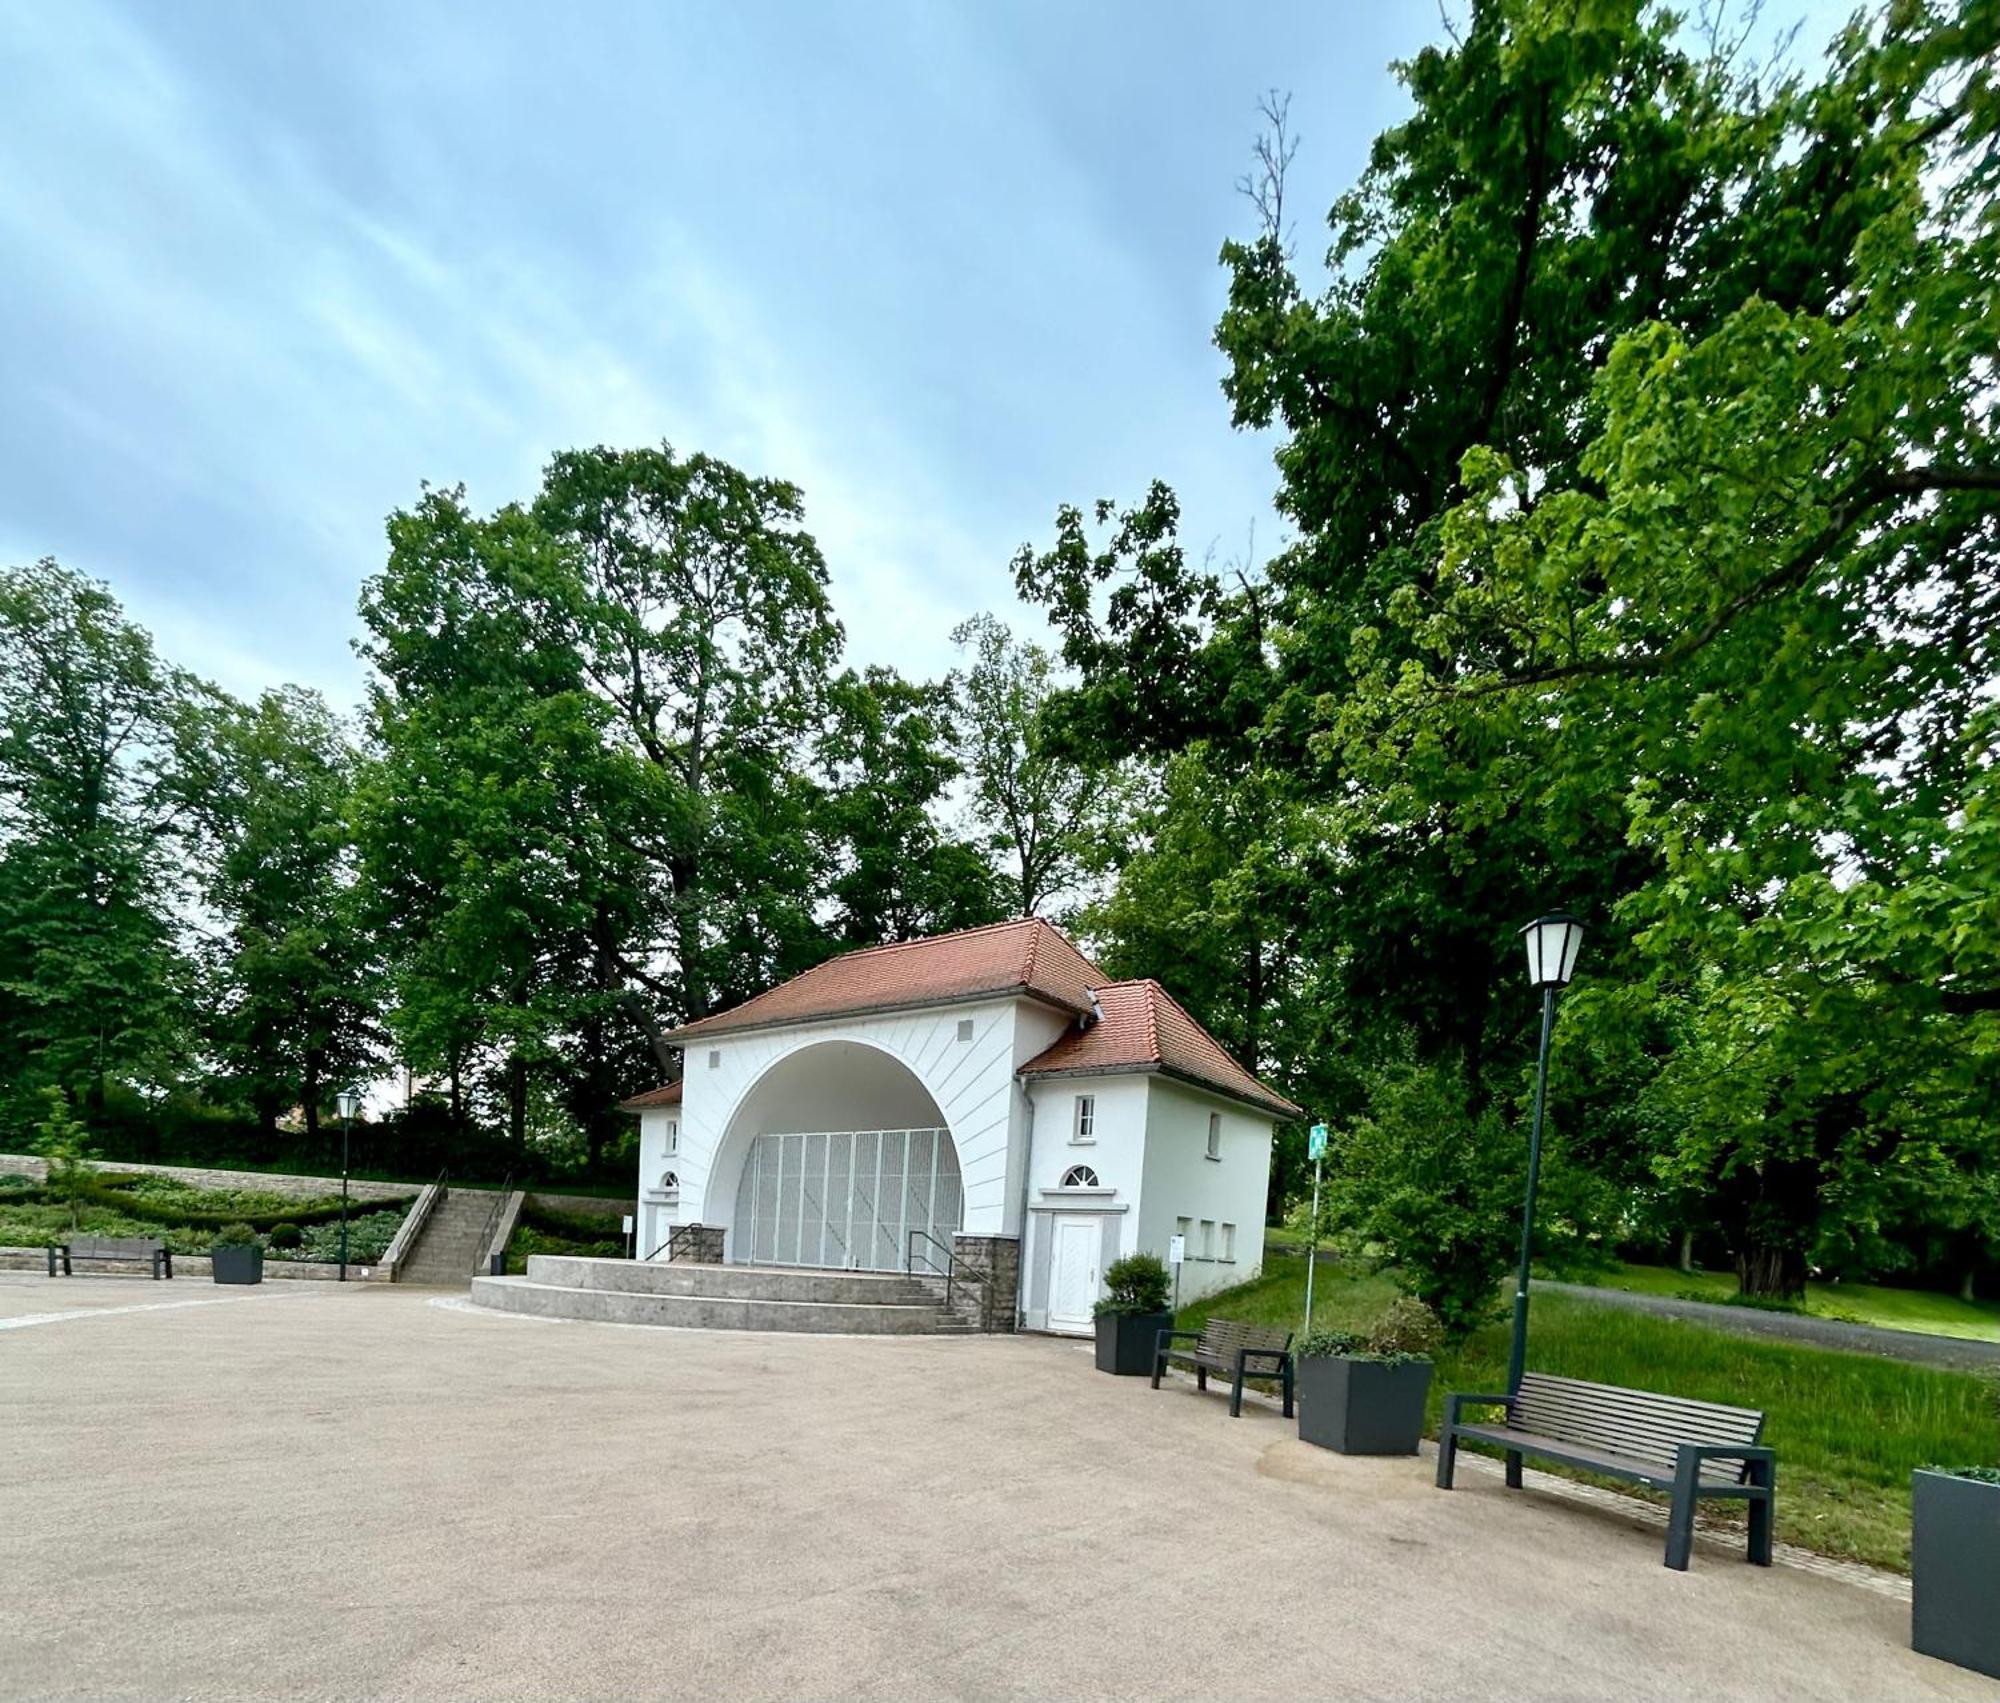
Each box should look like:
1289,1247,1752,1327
213,1222,261,1248
267,1221,303,1249
1093,1252,1171,1317
1297,1295,1444,1365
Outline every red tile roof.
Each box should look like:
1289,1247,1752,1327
1019,979,1303,1120
660,918,1107,1042
620,1080,683,1110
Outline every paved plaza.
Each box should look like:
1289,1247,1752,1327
1,1273,1985,1701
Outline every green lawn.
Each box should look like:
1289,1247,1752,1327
1588,1262,2000,1342
1181,1255,1999,1573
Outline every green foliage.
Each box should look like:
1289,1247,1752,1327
1093,1252,1172,1316
1313,1065,1522,1340
1298,1294,1444,1364
32,1087,97,1229
212,1222,260,1248
267,1221,302,1250
1942,1466,2000,1484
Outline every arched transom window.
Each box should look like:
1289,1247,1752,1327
659,1171,679,1193
1059,1164,1100,1189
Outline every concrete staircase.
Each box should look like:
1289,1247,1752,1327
397,1188,501,1286
469,1255,972,1333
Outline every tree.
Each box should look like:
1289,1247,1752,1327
178,687,381,1139
32,1085,96,1231
0,560,194,1123
947,613,1130,918
814,667,1004,947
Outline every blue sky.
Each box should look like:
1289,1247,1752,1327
0,1,1449,704
0,3,1831,707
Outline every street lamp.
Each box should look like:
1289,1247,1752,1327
336,1085,361,1283
1507,913,1585,1394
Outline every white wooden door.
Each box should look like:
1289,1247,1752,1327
1048,1215,1101,1333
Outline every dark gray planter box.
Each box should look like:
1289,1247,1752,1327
1297,1355,1434,1454
1913,1469,2000,1679
210,1245,264,1285
1096,1311,1174,1375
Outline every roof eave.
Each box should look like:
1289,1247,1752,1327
661,984,1093,1046
1018,1059,1301,1122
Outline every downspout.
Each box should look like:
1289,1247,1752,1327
1014,1077,1036,1330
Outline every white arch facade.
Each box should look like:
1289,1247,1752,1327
635,996,1069,1265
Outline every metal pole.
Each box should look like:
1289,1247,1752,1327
1304,1154,1322,1335
1507,983,1558,1393
338,1111,351,1283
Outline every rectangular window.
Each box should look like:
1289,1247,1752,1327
1072,1094,1095,1144
1174,1216,1192,1257
707,1049,721,1070
956,1018,975,1043
1206,1112,1221,1160
1221,1222,1236,1262
1200,1219,1215,1259
666,1120,679,1155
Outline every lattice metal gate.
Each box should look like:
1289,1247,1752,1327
731,1128,962,1270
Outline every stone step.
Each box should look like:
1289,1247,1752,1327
468,1275,963,1334
523,1254,940,1308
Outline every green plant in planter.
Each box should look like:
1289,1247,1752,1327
1092,1252,1171,1317
1296,1295,1446,1456
213,1222,261,1248
267,1221,303,1250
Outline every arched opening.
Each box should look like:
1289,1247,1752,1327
710,1041,963,1271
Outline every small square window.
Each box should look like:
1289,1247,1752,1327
1205,1111,1221,1160
707,1049,721,1070
956,1019,974,1043
1072,1094,1095,1144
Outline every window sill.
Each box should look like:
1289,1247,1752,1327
1068,1138,1096,1147
1204,1154,1221,1163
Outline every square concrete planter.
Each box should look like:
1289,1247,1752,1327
1095,1311,1173,1376
1297,1355,1433,1454
1913,1469,2000,1679
210,1245,264,1285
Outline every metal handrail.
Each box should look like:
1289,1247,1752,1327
476,1169,513,1275
906,1228,991,1319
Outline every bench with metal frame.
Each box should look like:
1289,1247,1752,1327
1151,1317,1295,1418
1435,1371,1774,1570
48,1234,173,1280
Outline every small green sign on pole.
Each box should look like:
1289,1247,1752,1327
1304,1123,1328,1333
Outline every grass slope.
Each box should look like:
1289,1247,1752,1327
1180,1255,1999,1573
1589,1262,2000,1342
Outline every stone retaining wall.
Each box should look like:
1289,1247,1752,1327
523,1191,627,1220
0,1155,413,1203
0,1246,392,1281
952,1233,1021,1332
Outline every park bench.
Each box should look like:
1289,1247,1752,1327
48,1235,173,1280
1435,1371,1774,1570
1151,1318,1294,1418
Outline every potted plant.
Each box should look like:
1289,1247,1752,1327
1294,1295,1443,1455
210,1222,264,1286
1913,1465,2000,1678
1093,1252,1174,1376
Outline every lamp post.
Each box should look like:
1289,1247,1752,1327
1507,913,1585,1394
336,1085,361,1282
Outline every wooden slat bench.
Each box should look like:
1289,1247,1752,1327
1151,1318,1294,1418
1435,1371,1774,1570
48,1235,173,1280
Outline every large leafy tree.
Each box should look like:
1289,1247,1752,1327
177,687,381,1139
0,560,194,1121
1019,0,2000,1297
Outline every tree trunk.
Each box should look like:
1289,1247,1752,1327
506,1053,528,1150
1734,1243,1807,1300
1962,1264,1979,1305
1677,1229,1695,1275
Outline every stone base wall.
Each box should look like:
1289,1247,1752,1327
0,1246,392,1281
523,1191,627,1220
952,1233,1021,1332
666,1224,726,1263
